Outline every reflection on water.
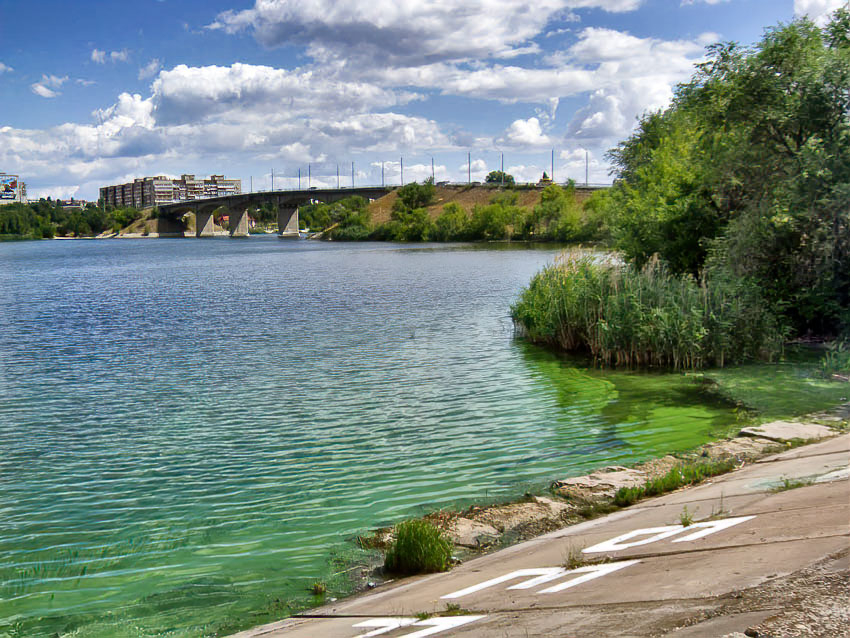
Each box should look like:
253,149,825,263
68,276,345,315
0,238,844,638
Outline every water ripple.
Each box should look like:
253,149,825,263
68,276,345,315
0,239,735,637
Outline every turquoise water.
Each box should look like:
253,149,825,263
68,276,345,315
0,238,838,637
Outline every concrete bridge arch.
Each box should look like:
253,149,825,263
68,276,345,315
158,187,389,237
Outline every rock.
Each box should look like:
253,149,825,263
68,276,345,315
553,467,647,500
474,496,574,534
739,421,835,443
447,518,500,548
529,495,572,514
698,437,777,460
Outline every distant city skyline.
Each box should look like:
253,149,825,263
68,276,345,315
0,0,845,200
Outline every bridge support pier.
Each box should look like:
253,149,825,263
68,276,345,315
229,208,249,237
278,207,300,238
195,210,215,237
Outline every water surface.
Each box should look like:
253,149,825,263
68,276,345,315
0,238,841,637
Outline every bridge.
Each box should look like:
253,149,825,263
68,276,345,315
158,186,391,237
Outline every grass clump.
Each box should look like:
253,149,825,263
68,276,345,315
309,581,327,596
511,252,786,370
820,340,850,379
679,506,694,527
563,544,587,570
614,458,737,507
384,520,453,575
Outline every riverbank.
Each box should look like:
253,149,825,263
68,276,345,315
235,427,849,638
332,399,850,609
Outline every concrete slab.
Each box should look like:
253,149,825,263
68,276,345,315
645,462,849,507
739,421,836,442
623,473,849,519
438,607,774,638
755,431,849,462
231,615,489,638
657,448,849,500
331,538,847,617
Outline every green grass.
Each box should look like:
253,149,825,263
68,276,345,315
771,477,814,492
679,506,694,527
614,458,737,507
383,520,453,575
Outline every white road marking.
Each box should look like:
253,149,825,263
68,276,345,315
537,560,641,593
583,515,756,553
352,616,486,638
440,561,640,599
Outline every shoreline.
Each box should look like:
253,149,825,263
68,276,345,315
294,399,849,629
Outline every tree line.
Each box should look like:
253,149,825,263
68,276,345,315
0,200,142,239
512,10,850,368
298,179,610,243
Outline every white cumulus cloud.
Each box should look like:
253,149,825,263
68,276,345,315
210,0,645,67
500,117,553,147
794,0,847,25
0,62,12,74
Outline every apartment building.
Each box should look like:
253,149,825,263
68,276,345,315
0,173,27,205
99,174,242,209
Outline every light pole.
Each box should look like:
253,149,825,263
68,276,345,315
551,148,555,183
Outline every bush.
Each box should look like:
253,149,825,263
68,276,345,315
431,202,469,241
384,519,452,575
395,179,436,210
511,251,787,370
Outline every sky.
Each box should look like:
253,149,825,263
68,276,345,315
0,0,846,200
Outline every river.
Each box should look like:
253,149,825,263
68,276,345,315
0,237,843,637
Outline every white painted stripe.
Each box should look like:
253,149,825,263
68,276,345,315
538,560,641,593
583,515,757,553
352,616,486,638
440,561,640,599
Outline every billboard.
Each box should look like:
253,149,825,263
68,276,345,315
0,174,18,200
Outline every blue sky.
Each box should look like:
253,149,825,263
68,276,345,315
0,0,845,200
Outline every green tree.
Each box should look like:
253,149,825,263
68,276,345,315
432,202,469,241
395,178,436,210
485,170,515,185
604,10,850,335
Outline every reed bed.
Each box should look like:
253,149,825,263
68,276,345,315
511,251,786,370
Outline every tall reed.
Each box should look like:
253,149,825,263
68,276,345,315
511,251,786,370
